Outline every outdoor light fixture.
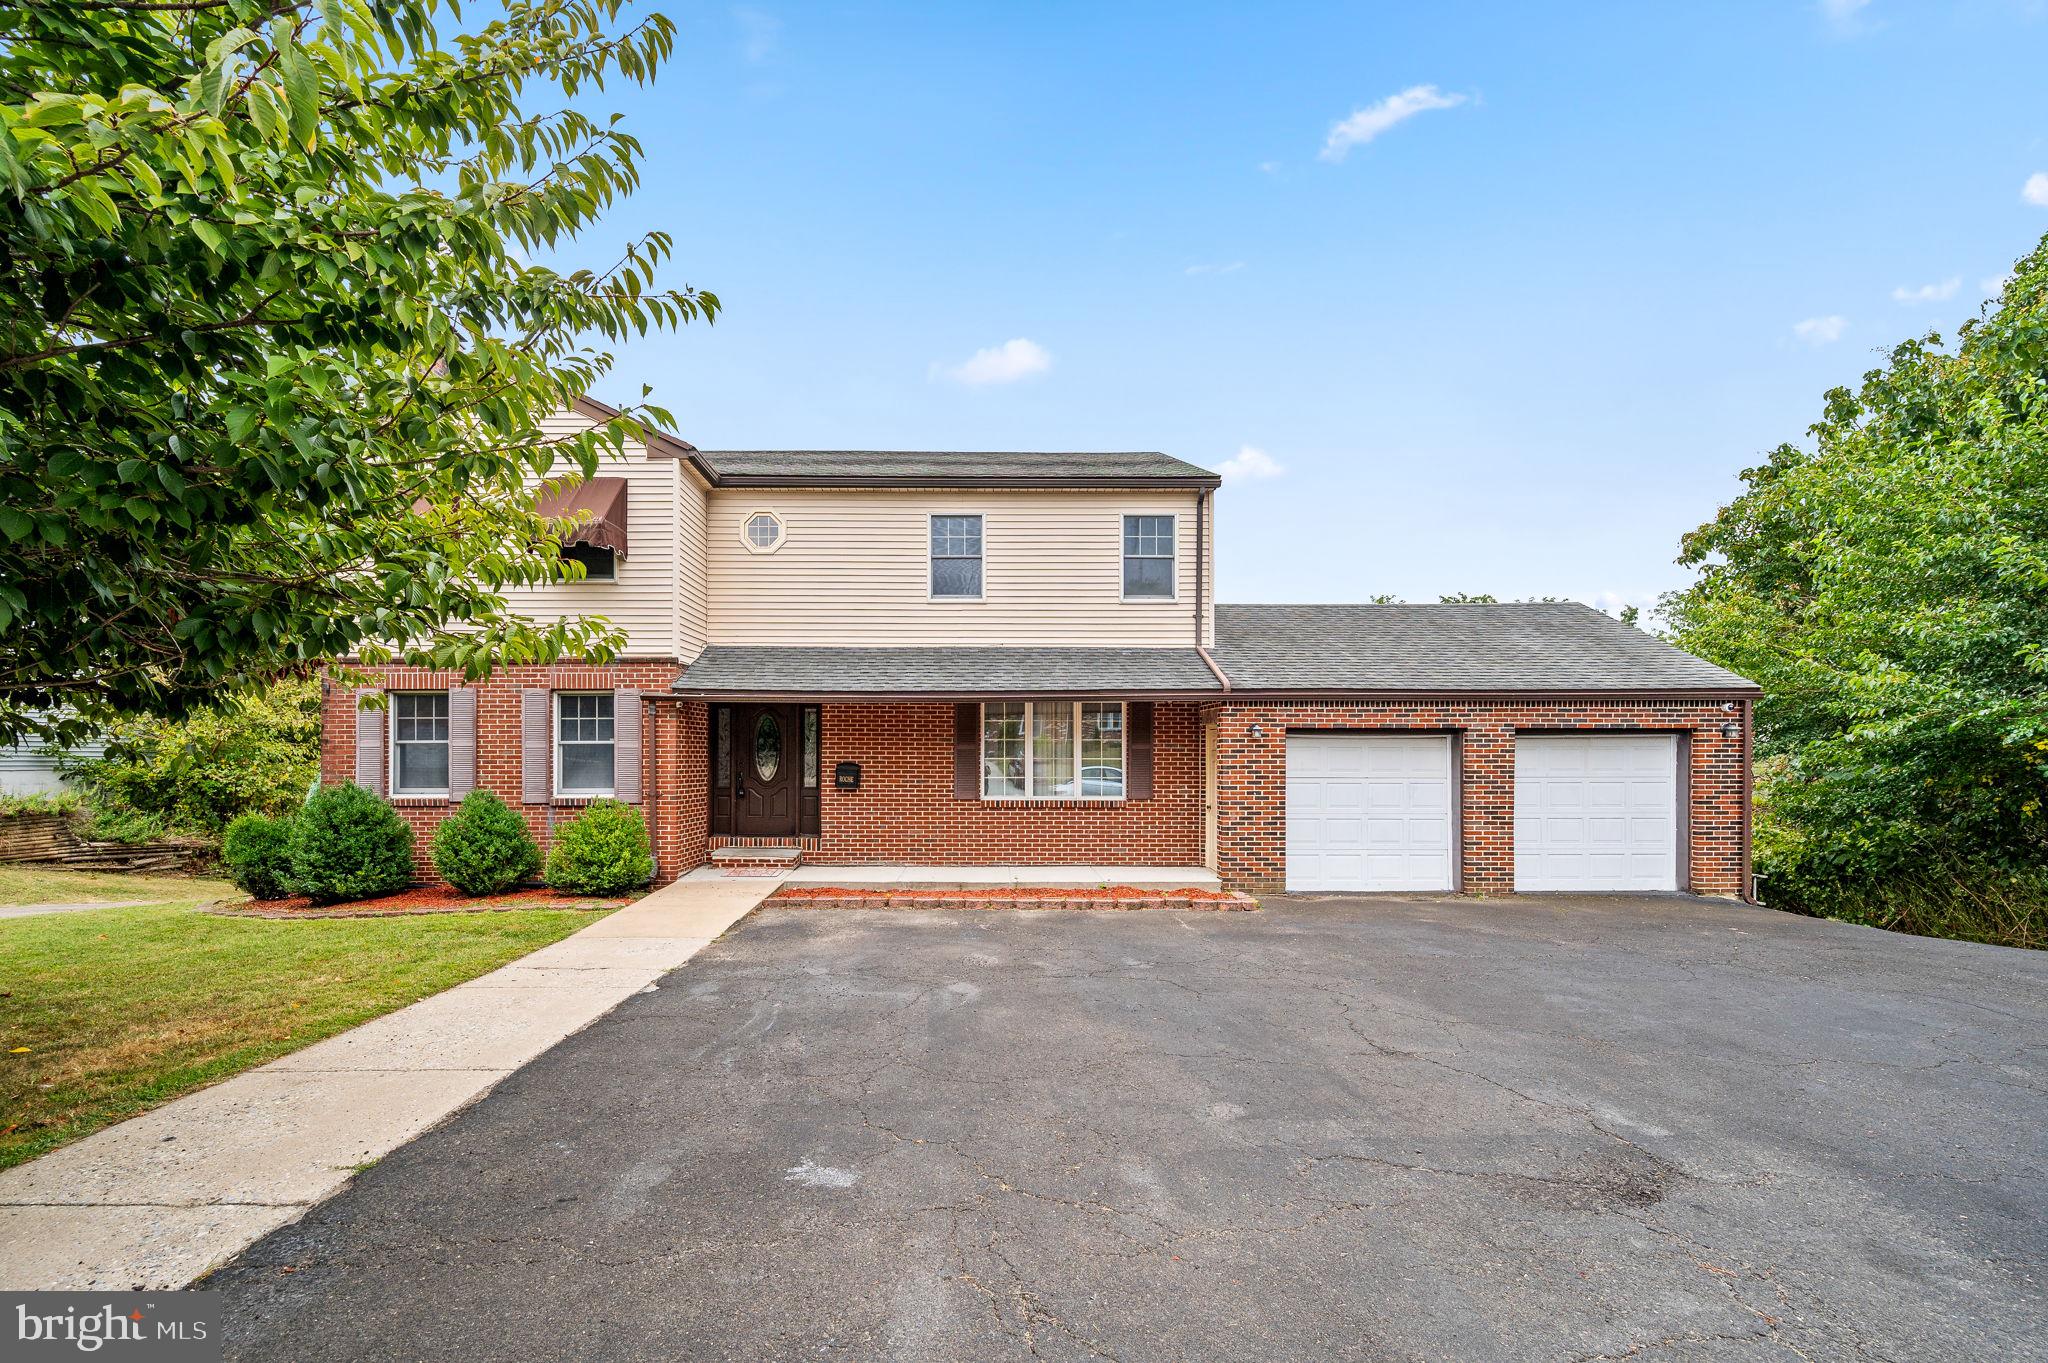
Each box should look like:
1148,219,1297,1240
1249,723,1267,738
1721,722,1740,740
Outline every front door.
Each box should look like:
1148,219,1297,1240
733,704,802,837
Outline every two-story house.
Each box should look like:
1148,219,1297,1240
321,398,1758,896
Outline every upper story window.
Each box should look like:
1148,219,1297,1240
556,692,615,796
1122,515,1176,599
391,692,450,795
980,701,1124,800
929,515,984,599
562,544,616,581
742,511,784,553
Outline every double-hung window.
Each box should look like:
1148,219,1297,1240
391,693,450,795
1122,515,1176,599
930,515,983,598
556,693,616,796
980,701,1124,800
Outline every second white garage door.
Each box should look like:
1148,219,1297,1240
1286,734,1454,892
1514,735,1678,892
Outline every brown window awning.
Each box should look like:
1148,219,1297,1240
534,476,628,559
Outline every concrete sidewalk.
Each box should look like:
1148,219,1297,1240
0,874,778,1291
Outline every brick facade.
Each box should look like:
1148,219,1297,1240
321,663,683,878
1211,698,1748,896
321,673,1749,897
807,701,1203,866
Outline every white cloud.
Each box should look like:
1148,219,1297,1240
1257,161,1282,176
1185,261,1245,276
1319,85,1467,162
1793,315,1848,345
1819,0,1873,31
930,338,1052,387
1891,277,1960,303
2024,172,2048,207
734,6,780,63
1217,445,1284,483
1982,272,2013,294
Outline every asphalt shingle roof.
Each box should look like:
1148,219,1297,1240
673,646,1222,696
669,607,1752,697
692,450,1218,485
1211,602,1756,693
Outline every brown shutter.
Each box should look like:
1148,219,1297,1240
521,689,551,805
613,688,643,803
353,689,385,795
447,688,477,800
1126,702,1155,800
953,703,981,799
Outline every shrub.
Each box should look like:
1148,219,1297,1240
433,791,541,897
288,783,414,905
222,813,297,899
544,800,653,895
59,679,320,839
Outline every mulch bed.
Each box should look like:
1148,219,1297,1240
211,885,630,919
768,885,1259,912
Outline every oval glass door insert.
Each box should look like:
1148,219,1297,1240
753,712,783,782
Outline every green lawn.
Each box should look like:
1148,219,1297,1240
0,864,237,907
0,876,605,1170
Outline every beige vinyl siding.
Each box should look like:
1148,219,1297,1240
704,489,1208,646
674,466,710,662
497,409,682,658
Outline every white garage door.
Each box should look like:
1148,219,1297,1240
1515,735,1678,892
1286,735,1454,892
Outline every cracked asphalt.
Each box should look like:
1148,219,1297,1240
209,895,2048,1362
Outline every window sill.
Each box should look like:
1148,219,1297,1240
391,794,450,806
552,793,616,805
974,797,1129,808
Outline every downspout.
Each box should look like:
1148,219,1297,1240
1740,697,1756,904
646,693,661,882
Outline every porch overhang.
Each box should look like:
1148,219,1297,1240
671,646,1225,699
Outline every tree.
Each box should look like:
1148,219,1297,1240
60,676,319,837
0,0,714,747
1665,234,2048,907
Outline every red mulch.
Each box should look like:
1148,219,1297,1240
768,885,1258,912
211,885,629,919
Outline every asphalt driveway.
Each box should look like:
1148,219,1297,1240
211,895,2047,1362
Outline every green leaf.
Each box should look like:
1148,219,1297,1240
280,45,320,150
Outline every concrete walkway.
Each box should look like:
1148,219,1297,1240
0,874,778,1291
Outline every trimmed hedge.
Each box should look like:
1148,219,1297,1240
432,791,541,897
222,812,295,900
288,783,413,905
544,800,653,896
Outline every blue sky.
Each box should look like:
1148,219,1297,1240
561,0,2048,615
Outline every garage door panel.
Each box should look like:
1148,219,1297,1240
1287,735,1455,892
1515,735,1677,892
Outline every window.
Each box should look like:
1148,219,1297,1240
929,514,983,598
556,692,615,795
562,544,615,581
1123,515,1176,599
391,692,450,795
742,511,783,552
980,701,1124,800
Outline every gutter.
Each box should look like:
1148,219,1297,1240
697,473,1222,491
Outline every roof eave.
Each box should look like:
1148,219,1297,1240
701,473,1222,491
668,686,1226,701
1209,685,1764,701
